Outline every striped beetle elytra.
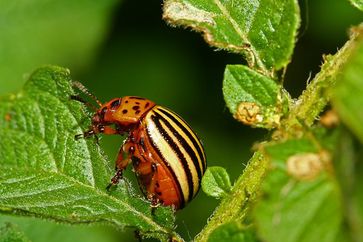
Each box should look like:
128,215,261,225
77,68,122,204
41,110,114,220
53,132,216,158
72,82,206,210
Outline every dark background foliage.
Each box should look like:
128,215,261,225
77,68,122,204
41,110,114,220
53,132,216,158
0,0,362,241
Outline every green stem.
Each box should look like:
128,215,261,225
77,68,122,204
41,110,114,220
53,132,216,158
285,28,359,129
194,152,268,241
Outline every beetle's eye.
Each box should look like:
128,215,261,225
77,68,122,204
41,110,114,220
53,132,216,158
110,99,121,109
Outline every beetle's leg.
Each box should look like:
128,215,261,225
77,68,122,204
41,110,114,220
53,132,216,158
75,129,95,140
70,95,98,112
106,138,134,190
137,162,160,214
100,125,118,135
75,125,118,141
147,163,161,215
134,230,142,242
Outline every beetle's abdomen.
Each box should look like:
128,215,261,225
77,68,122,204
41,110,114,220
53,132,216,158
143,105,206,208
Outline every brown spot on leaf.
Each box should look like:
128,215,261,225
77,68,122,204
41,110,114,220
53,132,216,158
234,102,262,125
286,151,331,180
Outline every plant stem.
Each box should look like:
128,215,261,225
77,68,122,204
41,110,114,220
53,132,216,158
194,152,268,241
285,27,359,129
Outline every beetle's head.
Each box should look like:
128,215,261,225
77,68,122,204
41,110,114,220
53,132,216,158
77,98,122,139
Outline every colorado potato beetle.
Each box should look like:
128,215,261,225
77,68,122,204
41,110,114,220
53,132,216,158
72,82,206,209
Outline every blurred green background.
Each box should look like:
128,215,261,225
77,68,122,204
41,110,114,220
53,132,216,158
0,0,362,241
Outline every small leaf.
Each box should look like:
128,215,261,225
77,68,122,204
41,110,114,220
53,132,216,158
163,0,300,74
207,222,256,242
349,0,363,11
333,26,363,143
0,222,31,242
223,65,283,129
0,66,178,241
202,166,232,199
254,138,345,242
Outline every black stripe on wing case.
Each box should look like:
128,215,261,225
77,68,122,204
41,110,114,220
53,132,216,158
156,107,206,171
145,125,186,208
154,110,202,182
150,114,194,202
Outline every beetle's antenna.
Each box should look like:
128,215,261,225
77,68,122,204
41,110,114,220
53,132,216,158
72,81,102,107
70,95,98,112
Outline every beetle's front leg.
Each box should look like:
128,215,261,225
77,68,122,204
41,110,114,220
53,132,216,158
106,138,134,190
75,124,118,140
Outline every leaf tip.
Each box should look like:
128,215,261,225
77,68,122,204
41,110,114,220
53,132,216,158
202,166,232,199
162,0,216,26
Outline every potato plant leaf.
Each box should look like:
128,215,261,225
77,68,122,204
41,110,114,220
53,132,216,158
254,138,345,242
201,166,232,199
0,66,178,242
223,65,284,129
349,0,363,11
207,222,256,242
163,0,300,75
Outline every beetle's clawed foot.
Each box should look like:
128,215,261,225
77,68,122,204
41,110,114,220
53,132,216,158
150,195,161,216
134,230,142,242
106,169,123,191
75,129,97,140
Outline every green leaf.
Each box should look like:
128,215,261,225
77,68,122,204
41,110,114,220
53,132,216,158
349,0,363,11
0,223,31,242
202,166,232,199
222,65,283,129
163,0,300,74
207,222,256,242
334,130,363,242
254,138,344,242
333,27,363,143
0,215,122,242
0,66,179,242
0,0,119,94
